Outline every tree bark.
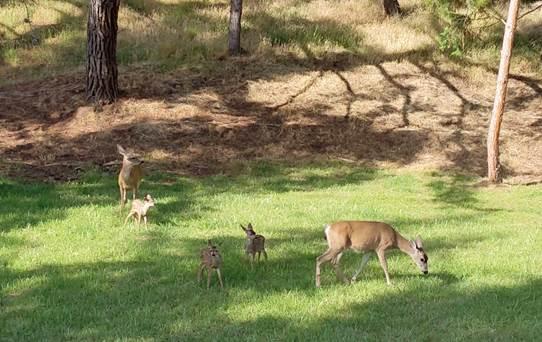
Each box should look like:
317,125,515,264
383,0,401,16
86,0,120,104
228,0,243,55
487,0,521,183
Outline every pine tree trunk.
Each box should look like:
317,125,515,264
487,0,521,183
228,0,243,55
86,0,120,104
383,0,401,16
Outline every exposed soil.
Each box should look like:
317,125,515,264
1,56,541,183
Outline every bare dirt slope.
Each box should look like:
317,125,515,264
1,57,541,182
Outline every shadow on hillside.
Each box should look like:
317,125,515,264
1,1,541,180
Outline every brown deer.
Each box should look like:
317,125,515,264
124,194,155,226
315,221,428,287
198,240,224,289
117,144,144,209
241,223,267,267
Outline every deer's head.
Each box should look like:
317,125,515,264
409,236,428,274
117,144,144,166
240,223,257,238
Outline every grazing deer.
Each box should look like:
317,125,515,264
241,223,267,267
315,221,428,287
124,194,155,226
198,240,224,289
117,144,144,209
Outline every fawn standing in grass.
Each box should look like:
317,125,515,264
316,221,428,287
117,144,144,209
124,194,155,226
198,240,224,289
241,223,267,267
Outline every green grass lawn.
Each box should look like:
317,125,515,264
1,162,541,340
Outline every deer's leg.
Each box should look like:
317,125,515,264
143,215,148,227
257,251,261,262
120,187,127,209
352,253,372,282
250,253,255,269
124,211,134,226
316,248,340,287
197,264,205,283
263,250,268,261
216,268,224,289
376,249,391,285
207,268,213,289
331,251,349,284
137,213,142,225
132,187,137,201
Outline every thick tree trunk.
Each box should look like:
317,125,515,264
228,0,242,55
383,0,401,16
86,0,120,104
487,0,521,183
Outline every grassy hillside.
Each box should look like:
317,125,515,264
1,0,541,83
1,164,541,340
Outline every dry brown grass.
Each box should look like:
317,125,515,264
1,0,540,82
0,0,541,182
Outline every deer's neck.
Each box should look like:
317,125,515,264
121,163,134,179
142,204,152,214
396,233,414,256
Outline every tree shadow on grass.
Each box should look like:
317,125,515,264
427,173,479,209
183,278,542,340
0,179,113,233
3,231,536,340
0,172,203,232
1,203,527,340
0,161,389,232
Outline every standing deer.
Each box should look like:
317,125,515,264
117,144,144,209
198,240,224,289
241,223,267,267
315,221,428,287
124,194,155,226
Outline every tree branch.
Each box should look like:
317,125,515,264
518,3,542,21
483,8,506,25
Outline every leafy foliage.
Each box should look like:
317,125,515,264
426,0,494,56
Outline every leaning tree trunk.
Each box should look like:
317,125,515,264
228,0,243,55
383,0,401,16
487,0,521,183
86,0,120,104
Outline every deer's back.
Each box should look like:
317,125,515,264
130,199,144,211
326,221,397,252
245,235,265,253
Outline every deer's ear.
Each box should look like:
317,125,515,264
247,223,253,230
117,144,126,155
240,224,246,231
410,240,417,250
207,239,212,246
415,236,423,249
